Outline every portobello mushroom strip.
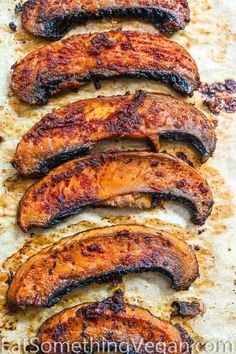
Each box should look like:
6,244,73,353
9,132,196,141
11,31,200,104
35,290,193,354
7,224,199,309
13,90,216,178
21,0,190,40
18,152,213,231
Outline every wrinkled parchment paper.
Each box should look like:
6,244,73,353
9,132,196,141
0,0,236,353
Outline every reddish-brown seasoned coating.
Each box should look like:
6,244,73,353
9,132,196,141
7,224,199,309
21,0,190,39
18,152,213,231
11,31,200,104
36,291,193,354
13,91,216,177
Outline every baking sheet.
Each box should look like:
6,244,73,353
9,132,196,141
0,0,236,353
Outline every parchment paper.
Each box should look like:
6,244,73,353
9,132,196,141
0,1,235,353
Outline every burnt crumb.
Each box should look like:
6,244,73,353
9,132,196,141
79,304,101,321
0,136,4,143
88,33,116,55
151,160,159,167
133,90,146,111
90,158,99,169
199,183,208,194
93,80,102,90
176,152,194,167
225,79,236,93
107,330,114,339
120,42,133,51
14,3,22,14
83,322,89,329
81,250,89,256
76,290,125,321
176,179,186,188
9,22,17,32
48,260,57,275
194,245,201,251
155,171,164,178
197,228,206,235
107,289,125,312
161,239,172,247
171,301,204,319
87,243,105,253
125,157,133,163
199,80,236,115
51,323,68,341
116,229,130,237
80,332,89,338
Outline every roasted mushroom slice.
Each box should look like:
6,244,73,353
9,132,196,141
11,31,200,104
18,152,213,231
13,91,216,177
21,0,190,40
35,291,193,354
7,224,199,309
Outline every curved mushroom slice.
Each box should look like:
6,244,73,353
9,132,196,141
36,291,193,354
11,31,200,104
21,0,190,40
7,224,199,309
18,152,213,231
13,91,216,177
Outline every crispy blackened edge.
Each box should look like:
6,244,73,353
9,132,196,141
17,131,213,178
18,186,212,232
160,132,216,162
51,191,212,227
76,289,126,319
33,71,196,105
157,192,213,226
23,5,190,40
9,261,197,310
19,146,92,178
